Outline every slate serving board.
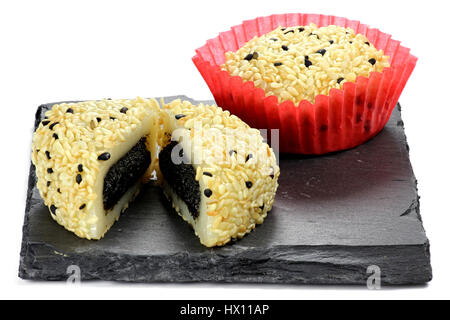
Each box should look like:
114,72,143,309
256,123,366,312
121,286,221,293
19,96,432,285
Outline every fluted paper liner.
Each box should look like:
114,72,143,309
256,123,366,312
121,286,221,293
193,13,417,154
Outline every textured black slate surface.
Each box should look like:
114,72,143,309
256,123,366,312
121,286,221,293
19,96,432,285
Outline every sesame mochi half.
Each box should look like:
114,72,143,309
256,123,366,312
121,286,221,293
31,97,161,240
158,100,280,247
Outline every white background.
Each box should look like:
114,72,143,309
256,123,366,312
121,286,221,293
1,0,449,300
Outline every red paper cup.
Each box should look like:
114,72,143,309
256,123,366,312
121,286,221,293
193,13,417,154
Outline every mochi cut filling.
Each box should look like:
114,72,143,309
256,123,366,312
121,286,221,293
103,137,151,211
159,141,201,219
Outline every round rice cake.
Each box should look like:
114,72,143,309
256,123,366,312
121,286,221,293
221,23,390,104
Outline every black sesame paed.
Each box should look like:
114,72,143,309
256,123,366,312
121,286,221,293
159,141,201,219
178,146,184,158
103,137,151,211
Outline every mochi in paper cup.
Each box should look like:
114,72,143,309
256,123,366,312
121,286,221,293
192,13,417,154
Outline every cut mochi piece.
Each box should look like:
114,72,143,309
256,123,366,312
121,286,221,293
31,97,161,240
158,99,280,247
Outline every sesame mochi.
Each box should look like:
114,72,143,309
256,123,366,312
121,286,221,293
31,98,161,240
221,24,390,104
158,100,280,247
